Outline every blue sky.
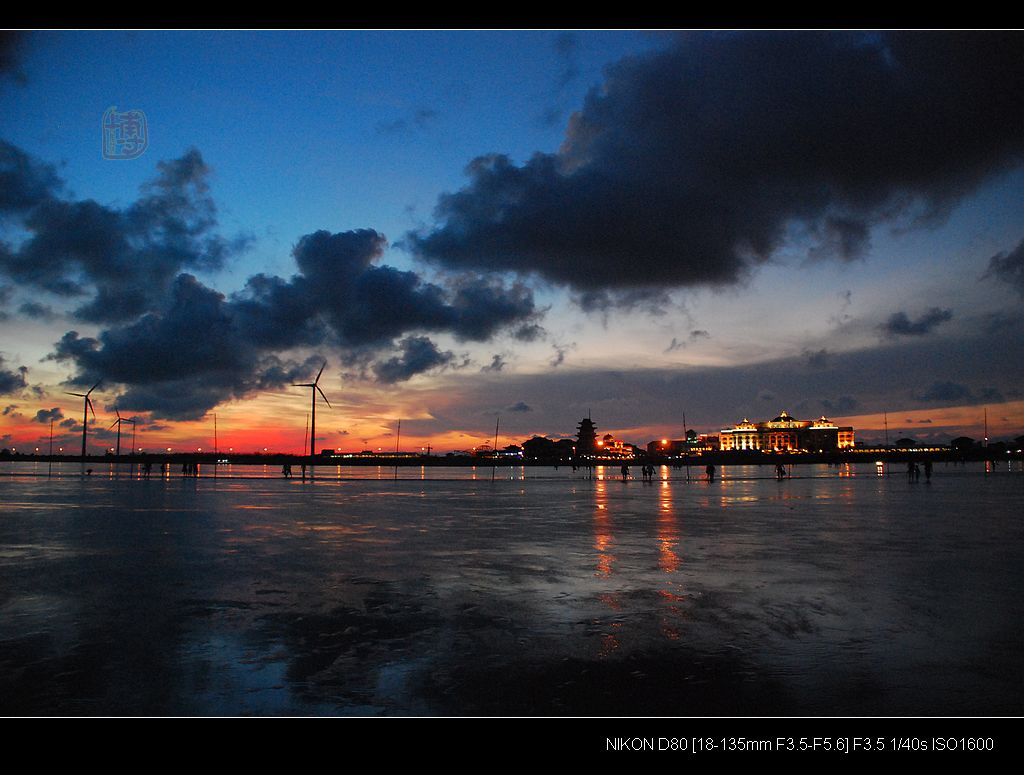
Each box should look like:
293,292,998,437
2,30,1023,453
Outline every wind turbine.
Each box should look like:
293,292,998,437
293,362,330,459
108,410,135,458
65,380,101,460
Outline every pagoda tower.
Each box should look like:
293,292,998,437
576,416,598,455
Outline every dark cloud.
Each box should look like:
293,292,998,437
47,275,328,420
506,401,532,413
881,307,953,337
59,417,78,429
0,355,27,393
50,228,539,416
690,330,710,341
983,238,1024,297
0,32,28,84
409,33,1024,300
821,395,859,415
915,381,972,403
979,387,1005,403
33,407,63,424
513,323,545,342
664,337,684,353
2,404,20,417
912,382,1003,405
574,287,672,315
18,300,55,320
0,140,62,212
373,336,454,383
277,230,539,348
0,144,249,322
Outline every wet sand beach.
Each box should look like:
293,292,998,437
1,463,1021,715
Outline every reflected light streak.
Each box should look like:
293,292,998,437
657,479,680,574
593,479,614,577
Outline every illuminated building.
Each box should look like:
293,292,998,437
718,411,855,452
596,433,631,457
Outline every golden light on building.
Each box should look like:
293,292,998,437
718,411,855,452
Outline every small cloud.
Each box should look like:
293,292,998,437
18,300,56,320
550,342,575,368
0,356,27,394
2,403,20,417
33,406,63,423
881,307,953,337
506,401,532,413
758,390,775,402
373,336,454,383
375,107,439,136
513,323,546,342
482,354,506,373
983,238,1024,297
59,417,78,428
666,329,710,354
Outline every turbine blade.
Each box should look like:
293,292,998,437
315,360,327,385
66,392,86,397
116,409,122,420
316,385,331,408
87,379,102,395
109,418,119,429
86,397,96,420
293,383,315,387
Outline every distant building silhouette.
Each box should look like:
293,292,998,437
576,417,598,455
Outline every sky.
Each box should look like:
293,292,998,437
1,29,1023,455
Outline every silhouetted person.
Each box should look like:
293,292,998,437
706,463,716,482
776,463,786,480
924,460,932,482
907,462,915,481
621,464,629,480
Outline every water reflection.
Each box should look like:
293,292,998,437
592,479,614,577
656,479,679,575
